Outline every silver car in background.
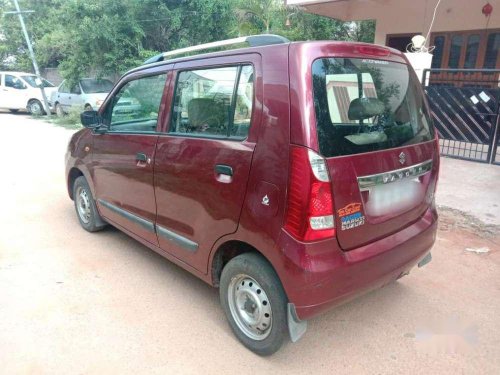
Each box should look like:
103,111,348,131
51,78,114,115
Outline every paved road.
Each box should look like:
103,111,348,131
1,112,499,374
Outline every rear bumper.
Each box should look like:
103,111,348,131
278,208,438,320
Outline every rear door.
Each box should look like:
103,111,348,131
154,56,260,272
311,57,439,250
91,68,171,245
68,83,84,109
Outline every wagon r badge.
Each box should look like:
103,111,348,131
261,195,270,206
399,152,406,165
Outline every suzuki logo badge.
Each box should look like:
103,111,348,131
399,152,406,165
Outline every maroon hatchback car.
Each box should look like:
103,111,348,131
66,35,439,355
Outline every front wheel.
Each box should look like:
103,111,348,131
220,253,288,356
73,176,107,232
27,99,45,115
55,103,65,117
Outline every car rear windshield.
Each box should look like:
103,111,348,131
80,79,114,94
312,58,434,157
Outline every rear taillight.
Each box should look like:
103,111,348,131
284,146,335,241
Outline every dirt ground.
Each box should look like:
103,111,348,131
1,111,499,374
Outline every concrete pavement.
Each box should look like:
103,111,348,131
1,111,499,374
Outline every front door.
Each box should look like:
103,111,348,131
154,61,259,273
55,81,71,111
91,70,170,245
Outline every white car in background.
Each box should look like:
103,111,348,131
0,71,57,115
52,78,114,116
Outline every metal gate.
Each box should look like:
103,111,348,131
422,68,500,164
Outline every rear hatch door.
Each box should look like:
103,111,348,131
312,57,438,250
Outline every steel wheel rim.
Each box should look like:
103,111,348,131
56,105,64,117
30,102,42,115
76,186,91,224
228,274,272,341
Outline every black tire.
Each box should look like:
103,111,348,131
220,252,288,356
27,99,45,115
55,103,65,117
73,176,107,232
9,109,19,113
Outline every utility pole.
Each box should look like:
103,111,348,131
4,0,51,116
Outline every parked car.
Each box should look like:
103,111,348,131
65,35,440,356
0,71,57,114
52,78,114,115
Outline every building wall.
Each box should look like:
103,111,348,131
289,0,500,46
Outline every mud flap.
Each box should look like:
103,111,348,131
418,252,432,268
287,303,307,343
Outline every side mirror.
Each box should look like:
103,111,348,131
80,110,101,128
348,97,385,121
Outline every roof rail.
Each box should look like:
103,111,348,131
143,34,289,65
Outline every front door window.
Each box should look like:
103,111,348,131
105,74,167,133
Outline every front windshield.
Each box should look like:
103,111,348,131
21,76,55,88
80,79,114,94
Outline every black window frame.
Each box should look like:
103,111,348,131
100,71,169,135
167,63,255,141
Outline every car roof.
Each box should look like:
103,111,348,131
125,40,405,77
0,71,36,76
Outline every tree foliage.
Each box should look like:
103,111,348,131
0,0,375,82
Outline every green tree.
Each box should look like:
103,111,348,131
0,0,376,83
235,0,282,34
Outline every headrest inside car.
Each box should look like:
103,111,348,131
348,97,385,121
188,98,224,128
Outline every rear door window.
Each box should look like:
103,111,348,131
312,58,434,157
169,65,254,139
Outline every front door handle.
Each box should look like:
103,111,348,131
215,164,233,176
136,152,148,162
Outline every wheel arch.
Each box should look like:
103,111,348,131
210,240,277,288
67,167,84,200
26,98,41,107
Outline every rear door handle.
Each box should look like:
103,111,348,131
215,164,233,176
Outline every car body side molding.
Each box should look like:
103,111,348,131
97,199,155,233
156,225,199,253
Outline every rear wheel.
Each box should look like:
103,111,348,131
27,99,45,115
220,253,288,356
73,176,107,232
